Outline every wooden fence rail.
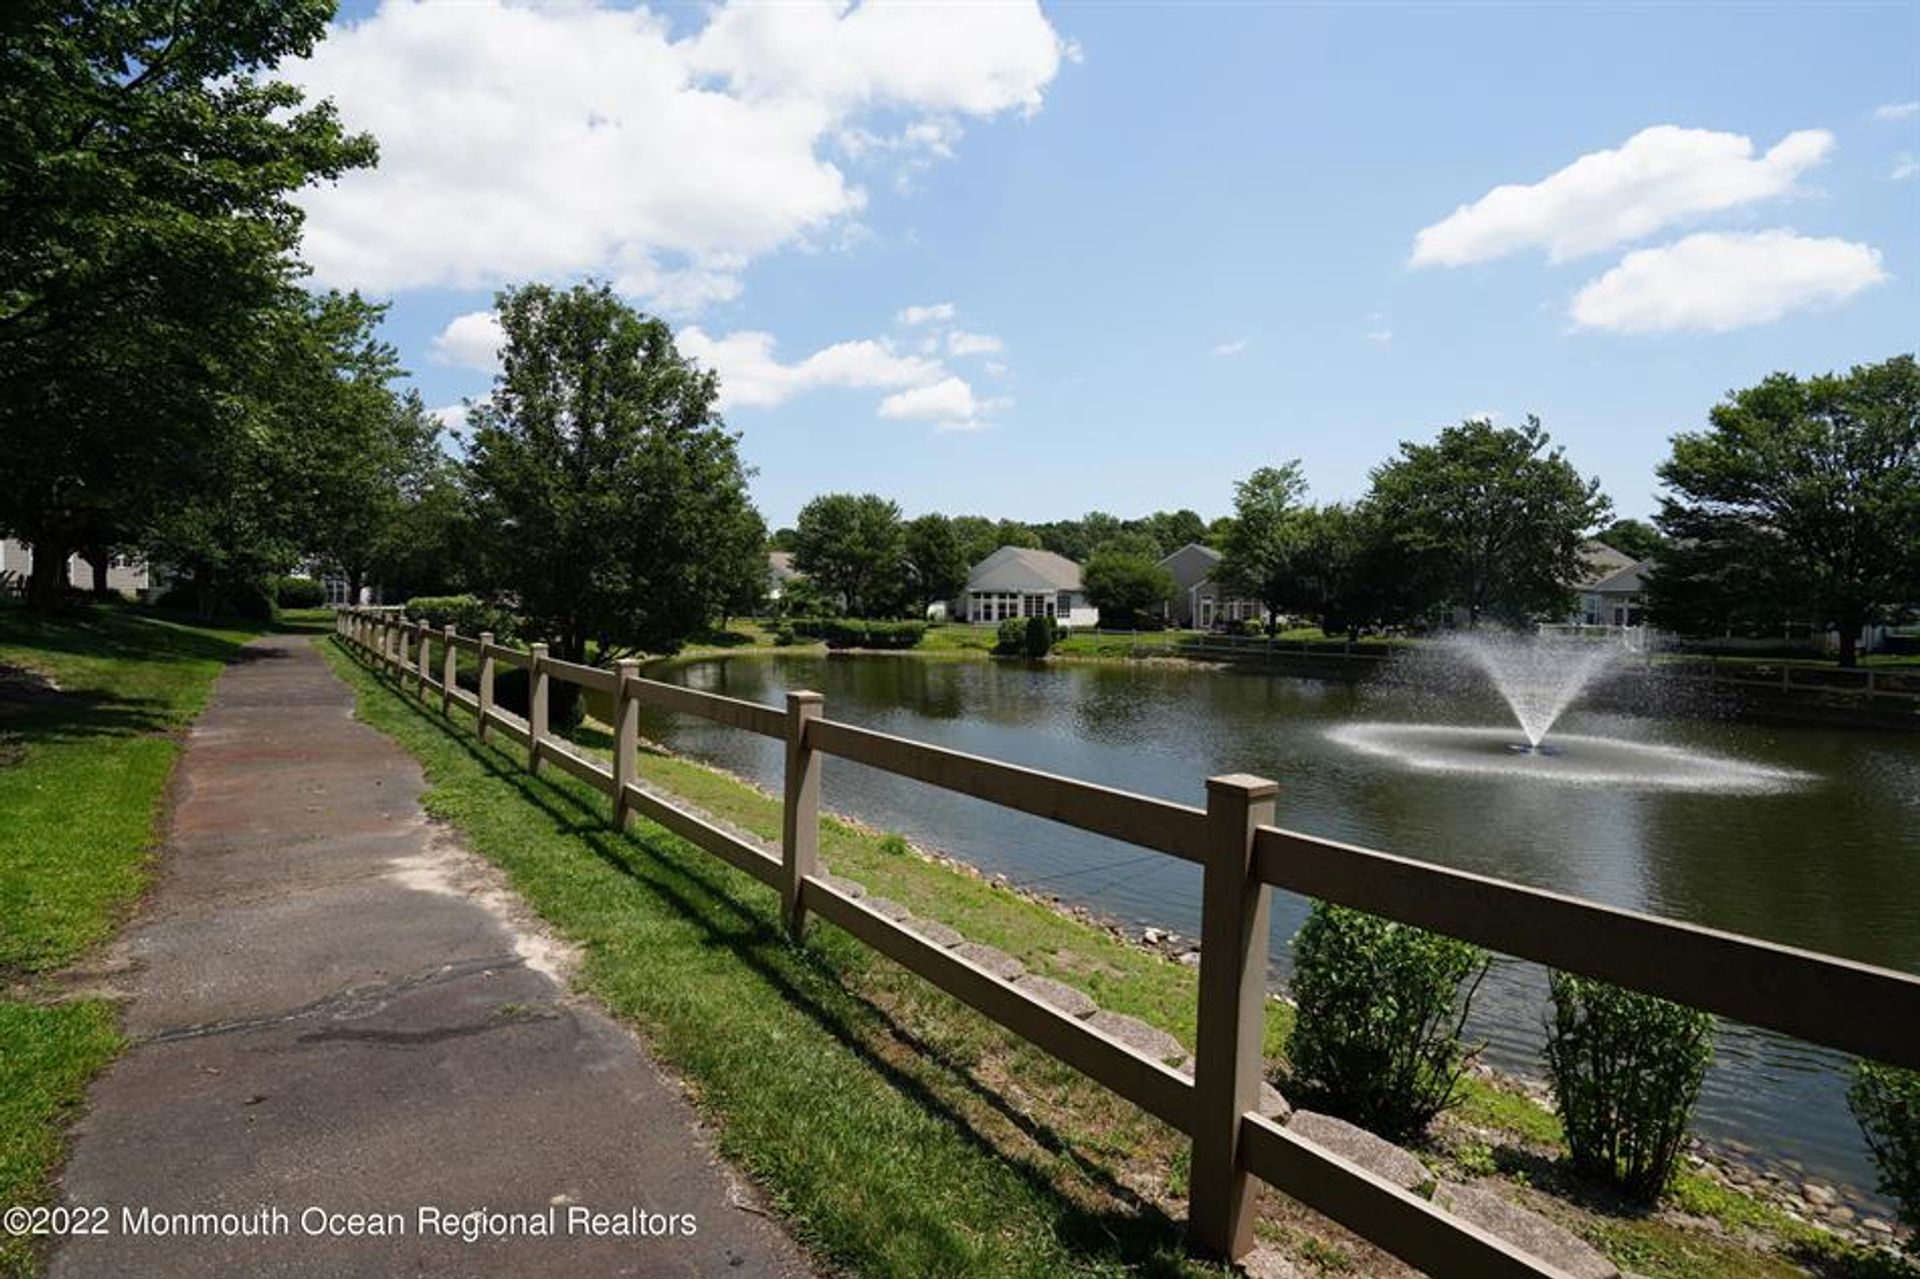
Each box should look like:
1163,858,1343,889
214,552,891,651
333,606,1920,1278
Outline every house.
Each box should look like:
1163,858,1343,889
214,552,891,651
1156,543,1262,629
956,546,1099,629
1570,541,1650,627
0,538,151,597
766,551,800,603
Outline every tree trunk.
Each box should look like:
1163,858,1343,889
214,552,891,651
24,537,71,612
86,547,112,600
348,567,365,608
1836,625,1860,670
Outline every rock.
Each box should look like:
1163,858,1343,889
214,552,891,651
1432,1182,1620,1279
1863,1217,1893,1236
954,942,1025,982
817,873,864,899
1239,1246,1305,1279
1258,1081,1292,1122
1177,950,1202,968
1286,1111,1429,1191
1014,974,1097,1018
1802,1182,1836,1208
862,895,911,921
1085,1010,1186,1063
1828,1206,1855,1225
1142,927,1167,945
899,915,963,948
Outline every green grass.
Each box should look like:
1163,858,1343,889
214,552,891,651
0,602,259,1277
323,634,1915,1279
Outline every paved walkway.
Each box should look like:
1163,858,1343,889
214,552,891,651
52,634,812,1277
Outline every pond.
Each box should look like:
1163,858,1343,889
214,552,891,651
634,650,1920,1200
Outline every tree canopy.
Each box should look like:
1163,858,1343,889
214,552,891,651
1082,534,1175,627
792,493,906,618
0,0,376,608
464,282,761,661
1368,417,1610,626
1217,463,1309,634
1649,356,1919,666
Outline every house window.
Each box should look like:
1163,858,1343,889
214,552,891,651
1057,592,1073,616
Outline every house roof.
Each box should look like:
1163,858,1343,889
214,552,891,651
1575,539,1636,588
1588,560,1652,595
1158,542,1221,570
767,551,800,582
965,546,1084,593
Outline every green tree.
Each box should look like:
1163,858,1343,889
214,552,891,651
1599,517,1666,562
1287,503,1412,640
1650,356,1920,667
1217,463,1309,635
1082,536,1176,628
902,513,969,616
1143,508,1207,556
1368,417,1610,627
0,0,376,609
464,282,761,663
792,493,905,619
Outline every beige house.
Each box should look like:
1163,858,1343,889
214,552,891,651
0,539,151,597
956,547,1100,628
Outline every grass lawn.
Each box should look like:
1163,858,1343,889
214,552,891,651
324,634,1911,1279
0,602,262,1277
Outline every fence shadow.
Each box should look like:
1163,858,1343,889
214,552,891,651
341,644,1201,1273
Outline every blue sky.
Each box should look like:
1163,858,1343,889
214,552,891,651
302,1,1919,530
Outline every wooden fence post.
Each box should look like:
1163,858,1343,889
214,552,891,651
612,658,642,828
416,624,431,700
527,642,549,775
781,690,825,942
477,632,496,741
1188,772,1279,1262
441,624,456,715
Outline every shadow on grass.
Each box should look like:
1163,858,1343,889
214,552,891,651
340,642,1208,1275
0,601,252,669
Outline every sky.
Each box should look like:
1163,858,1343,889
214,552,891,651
292,0,1920,530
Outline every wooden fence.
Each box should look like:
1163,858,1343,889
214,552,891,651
334,607,1920,1277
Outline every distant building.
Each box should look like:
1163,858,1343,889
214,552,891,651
766,551,800,604
0,539,151,597
1156,542,1261,629
956,547,1099,628
1571,540,1650,627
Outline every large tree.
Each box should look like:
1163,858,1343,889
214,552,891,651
1286,503,1413,640
791,493,905,618
1650,356,1920,667
1368,417,1609,627
464,283,762,662
902,513,969,616
1217,463,1309,635
1082,535,1175,628
0,0,375,609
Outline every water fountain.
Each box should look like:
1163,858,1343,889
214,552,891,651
1325,631,1809,794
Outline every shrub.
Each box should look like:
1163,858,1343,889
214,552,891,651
788,618,925,650
1544,972,1714,1203
1284,901,1488,1139
155,579,276,621
994,618,1028,655
1850,1060,1920,1247
1023,615,1055,659
275,576,327,609
403,594,518,643
771,621,797,647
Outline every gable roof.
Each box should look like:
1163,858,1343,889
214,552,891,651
767,551,801,582
1588,560,1651,595
1575,539,1636,588
966,546,1084,593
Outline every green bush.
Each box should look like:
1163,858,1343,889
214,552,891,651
993,618,1028,655
1284,901,1487,1139
1544,972,1714,1202
1023,615,1056,658
155,579,277,621
1850,1060,1920,1248
274,576,327,608
771,621,797,647
403,594,518,643
789,618,925,650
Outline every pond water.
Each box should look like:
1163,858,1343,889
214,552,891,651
635,651,1920,1198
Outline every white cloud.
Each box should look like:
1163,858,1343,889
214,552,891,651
1891,153,1919,182
430,310,505,372
1872,101,1920,122
678,328,945,409
878,376,990,429
287,1,1068,304
430,402,471,434
897,302,956,326
947,330,1003,356
1411,126,1833,267
1570,230,1887,334
1364,327,1392,343
1210,338,1249,357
